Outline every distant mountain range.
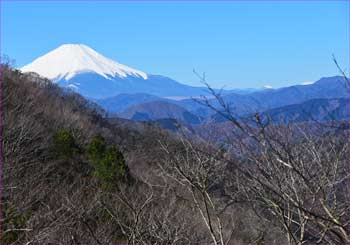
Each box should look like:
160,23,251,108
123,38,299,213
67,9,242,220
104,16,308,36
20,43,349,126
102,76,349,124
207,76,349,122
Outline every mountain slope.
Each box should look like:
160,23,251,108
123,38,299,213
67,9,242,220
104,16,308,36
3,64,199,243
94,93,161,114
261,97,350,123
119,100,202,124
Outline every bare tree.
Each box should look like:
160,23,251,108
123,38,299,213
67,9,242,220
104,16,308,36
157,137,238,245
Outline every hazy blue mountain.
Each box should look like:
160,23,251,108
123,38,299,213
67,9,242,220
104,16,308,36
93,93,161,114
100,76,348,124
238,76,349,109
58,72,214,98
119,100,202,124
261,97,350,123
199,76,350,121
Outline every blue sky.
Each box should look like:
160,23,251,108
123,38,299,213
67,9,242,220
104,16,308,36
1,1,349,89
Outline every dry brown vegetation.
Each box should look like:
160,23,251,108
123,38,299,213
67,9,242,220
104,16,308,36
1,64,349,244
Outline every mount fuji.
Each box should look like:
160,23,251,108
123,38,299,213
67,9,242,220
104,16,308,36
21,44,209,99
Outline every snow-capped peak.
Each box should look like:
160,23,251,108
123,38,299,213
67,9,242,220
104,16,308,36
21,44,148,81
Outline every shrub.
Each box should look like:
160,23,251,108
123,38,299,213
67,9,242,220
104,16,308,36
87,135,106,163
53,129,79,158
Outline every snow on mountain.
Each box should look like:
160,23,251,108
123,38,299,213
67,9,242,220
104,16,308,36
301,81,315,86
19,44,217,99
262,85,273,89
21,44,148,81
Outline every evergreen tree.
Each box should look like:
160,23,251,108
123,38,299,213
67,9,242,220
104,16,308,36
53,129,79,158
87,135,128,188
